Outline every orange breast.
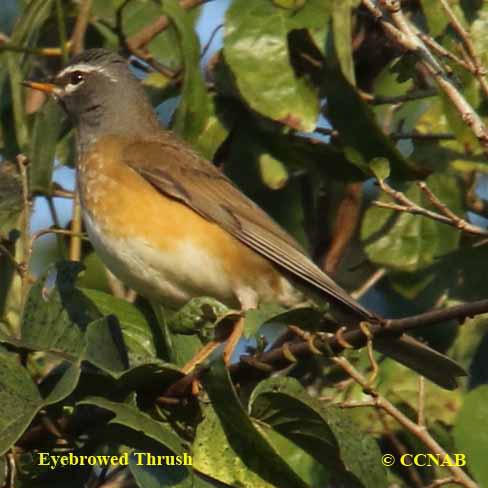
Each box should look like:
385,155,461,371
77,135,290,308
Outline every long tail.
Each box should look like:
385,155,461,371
374,334,466,390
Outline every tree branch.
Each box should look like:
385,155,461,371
374,179,488,237
333,355,477,488
163,297,488,399
361,0,488,154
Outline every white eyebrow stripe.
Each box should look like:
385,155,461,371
57,63,118,83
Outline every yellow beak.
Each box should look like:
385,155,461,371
21,81,58,94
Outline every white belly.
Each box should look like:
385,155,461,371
82,211,238,307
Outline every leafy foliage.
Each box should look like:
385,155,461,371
1,0,488,487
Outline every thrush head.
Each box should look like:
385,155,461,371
25,49,159,152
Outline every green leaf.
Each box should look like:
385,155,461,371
162,0,214,155
249,376,387,487
258,153,289,190
323,45,417,179
194,404,275,488
78,396,186,455
272,0,306,9
361,173,462,272
1,0,55,152
28,99,64,193
191,94,233,160
13,262,161,371
332,0,356,85
81,288,158,359
453,386,488,487
0,351,43,455
82,317,129,376
129,454,216,488
420,0,450,36
0,233,18,319
369,157,391,182
201,359,309,488
243,303,286,338
0,161,22,237
121,0,200,72
224,0,330,131
0,352,80,455
167,296,230,337
20,262,94,358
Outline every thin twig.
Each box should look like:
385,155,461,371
164,298,488,399
0,43,70,56
70,0,93,55
362,0,488,153
390,131,455,141
378,410,424,488
323,182,363,275
126,0,207,52
439,0,488,100
45,196,66,258
55,0,69,64
374,179,488,237
200,24,223,60
352,268,386,300
69,191,83,262
360,88,438,105
0,244,26,278
417,376,425,427
333,355,477,488
30,228,86,257
16,155,32,295
426,478,456,488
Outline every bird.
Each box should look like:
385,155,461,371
24,48,465,389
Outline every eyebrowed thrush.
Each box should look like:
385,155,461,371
24,49,465,389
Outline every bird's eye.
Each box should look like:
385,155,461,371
69,71,84,85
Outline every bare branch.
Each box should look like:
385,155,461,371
323,182,363,275
69,192,82,262
361,0,488,153
439,0,488,100
332,355,477,488
374,179,488,237
70,0,93,55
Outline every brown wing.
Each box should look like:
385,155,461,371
123,134,373,319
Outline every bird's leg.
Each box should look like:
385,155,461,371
180,290,257,375
223,316,245,365
180,313,245,374
222,288,258,366
180,340,222,374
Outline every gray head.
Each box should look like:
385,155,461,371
44,49,159,152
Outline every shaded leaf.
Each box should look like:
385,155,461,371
78,396,186,455
249,376,387,487
1,0,55,151
163,0,216,156
201,360,308,488
129,453,216,488
243,303,285,338
0,352,80,455
370,157,390,182
361,173,462,272
323,43,417,178
0,161,22,237
28,99,64,193
453,386,488,487
81,288,158,359
167,296,230,337
332,0,356,84
223,0,329,131
420,0,450,36
193,404,275,488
